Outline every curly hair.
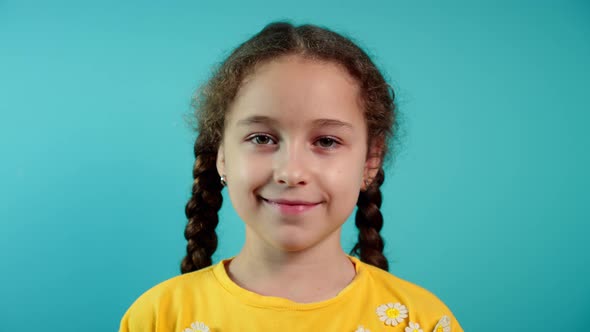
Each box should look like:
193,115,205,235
181,21,398,273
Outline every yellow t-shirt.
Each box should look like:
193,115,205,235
120,256,463,332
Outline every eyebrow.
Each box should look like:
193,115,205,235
236,115,354,130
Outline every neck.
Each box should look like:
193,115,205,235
226,237,356,303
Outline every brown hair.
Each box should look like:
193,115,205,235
181,21,398,273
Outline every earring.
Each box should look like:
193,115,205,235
220,175,227,187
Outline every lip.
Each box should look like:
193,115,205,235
264,198,319,205
260,197,321,215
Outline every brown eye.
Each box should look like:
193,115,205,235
316,137,339,149
251,134,275,145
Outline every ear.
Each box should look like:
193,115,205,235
361,137,384,191
216,143,225,177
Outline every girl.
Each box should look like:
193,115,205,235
120,22,463,332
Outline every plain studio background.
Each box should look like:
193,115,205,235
1,0,588,331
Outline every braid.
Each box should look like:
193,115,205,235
350,168,389,271
180,138,223,274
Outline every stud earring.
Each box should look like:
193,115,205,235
220,175,227,187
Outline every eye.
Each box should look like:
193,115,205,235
248,134,276,145
315,137,340,149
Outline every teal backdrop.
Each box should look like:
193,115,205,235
1,0,589,331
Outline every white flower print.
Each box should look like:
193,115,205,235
376,302,408,326
355,325,370,332
433,315,451,332
405,321,423,332
183,321,210,332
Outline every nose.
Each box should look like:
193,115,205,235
273,142,309,187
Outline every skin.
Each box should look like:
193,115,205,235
216,54,382,303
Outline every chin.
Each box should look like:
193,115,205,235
273,232,337,254
269,233,318,253
262,222,343,254
273,240,311,253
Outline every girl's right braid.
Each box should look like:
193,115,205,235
351,168,389,271
180,139,223,274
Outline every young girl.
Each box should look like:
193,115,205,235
120,22,463,332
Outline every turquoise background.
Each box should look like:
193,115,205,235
1,0,589,331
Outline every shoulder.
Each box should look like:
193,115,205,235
364,262,445,304
119,265,216,332
356,259,464,332
130,264,216,307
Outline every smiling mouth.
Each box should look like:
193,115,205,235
259,196,321,215
260,196,320,205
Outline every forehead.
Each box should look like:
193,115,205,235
226,55,364,128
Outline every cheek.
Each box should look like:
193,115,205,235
321,166,362,221
227,149,269,187
225,151,263,217
323,161,365,193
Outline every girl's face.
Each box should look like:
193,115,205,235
217,54,380,254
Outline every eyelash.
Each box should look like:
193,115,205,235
246,134,341,149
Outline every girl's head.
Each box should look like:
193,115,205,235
182,22,398,273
